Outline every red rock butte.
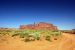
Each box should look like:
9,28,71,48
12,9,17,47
20,22,58,30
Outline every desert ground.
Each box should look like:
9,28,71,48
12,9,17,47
0,33,75,50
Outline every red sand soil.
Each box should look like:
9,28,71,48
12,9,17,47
0,33,75,50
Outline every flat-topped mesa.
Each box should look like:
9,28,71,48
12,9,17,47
20,22,58,30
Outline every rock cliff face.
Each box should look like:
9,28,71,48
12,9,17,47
20,22,58,30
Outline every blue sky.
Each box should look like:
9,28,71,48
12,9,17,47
0,0,75,30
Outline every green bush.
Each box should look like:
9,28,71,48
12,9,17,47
33,31,41,40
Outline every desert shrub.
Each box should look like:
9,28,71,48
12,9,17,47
29,36,35,41
32,31,41,40
54,31,61,36
19,30,33,42
0,33,4,37
0,32,8,36
19,33,25,38
24,39,30,42
22,35,35,42
22,30,41,42
49,31,61,36
24,37,31,42
19,31,29,38
43,30,61,41
43,31,51,41
45,35,51,41
12,33,19,37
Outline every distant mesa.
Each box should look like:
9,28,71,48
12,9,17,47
0,28,18,30
72,29,75,30
0,22,58,30
20,22,58,30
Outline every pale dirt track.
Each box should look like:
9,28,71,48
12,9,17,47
0,33,75,50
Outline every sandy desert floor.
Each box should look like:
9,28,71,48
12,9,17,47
0,33,75,50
